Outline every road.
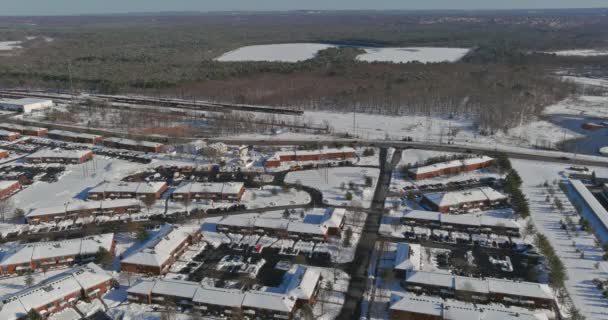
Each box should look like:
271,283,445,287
207,137,608,168
338,148,402,320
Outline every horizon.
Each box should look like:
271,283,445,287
1,0,607,16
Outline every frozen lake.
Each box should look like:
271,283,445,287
356,47,470,63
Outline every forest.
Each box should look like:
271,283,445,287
0,10,607,131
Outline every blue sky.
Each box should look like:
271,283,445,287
0,0,606,15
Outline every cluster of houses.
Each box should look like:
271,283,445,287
0,263,113,320
25,199,140,224
398,210,521,237
127,264,322,320
0,233,115,275
216,207,346,242
389,293,549,320
404,270,555,310
421,187,508,213
407,156,494,180
120,224,200,275
265,147,357,167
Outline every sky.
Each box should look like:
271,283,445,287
0,0,606,16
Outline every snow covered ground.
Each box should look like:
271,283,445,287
356,47,470,63
543,95,608,118
285,167,379,208
513,159,608,320
0,40,22,51
301,110,580,151
215,43,336,62
562,76,608,88
550,49,608,56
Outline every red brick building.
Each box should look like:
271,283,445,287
0,123,48,136
103,137,165,153
25,199,140,224
47,129,104,144
0,180,21,199
0,149,8,159
25,149,94,164
408,156,493,181
88,181,167,200
120,224,200,275
0,129,20,141
265,147,357,167
171,182,245,202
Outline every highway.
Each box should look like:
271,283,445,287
207,137,608,167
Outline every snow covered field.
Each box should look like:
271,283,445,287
215,43,335,62
513,159,608,319
543,95,608,118
0,40,22,51
356,47,470,63
301,110,580,151
550,49,608,56
562,75,608,88
285,167,379,208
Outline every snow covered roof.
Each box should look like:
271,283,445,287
26,148,92,160
173,182,244,195
0,180,19,190
0,129,18,136
0,123,46,132
321,207,345,229
26,199,139,218
406,271,553,301
570,179,608,230
193,287,245,307
287,221,327,235
0,98,51,106
47,129,101,140
89,181,166,195
265,264,321,301
271,147,356,160
242,291,297,312
402,210,519,230
389,293,549,320
424,187,507,208
394,243,421,271
0,234,114,266
408,156,493,175
104,137,163,148
121,224,199,267
487,278,553,300
0,263,110,320
150,279,199,298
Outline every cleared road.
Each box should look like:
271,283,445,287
208,137,608,167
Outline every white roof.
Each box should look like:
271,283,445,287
121,224,199,267
424,187,506,208
26,148,92,160
127,279,156,295
287,221,327,235
406,271,553,300
104,137,163,148
487,278,553,300
321,207,345,229
408,156,493,175
48,129,101,140
390,293,549,320
193,287,245,307
0,129,18,136
402,210,519,230
0,123,46,131
0,234,114,266
26,199,139,218
0,98,52,106
173,182,244,195
89,181,166,194
0,180,19,191
570,179,608,230
1,263,110,319
394,243,421,271
242,291,296,312
151,279,199,298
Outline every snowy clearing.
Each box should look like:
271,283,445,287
543,95,608,118
550,49,608,56
562,76,608,88
356,47,470,63
0,41,22,51
215,43,336,62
